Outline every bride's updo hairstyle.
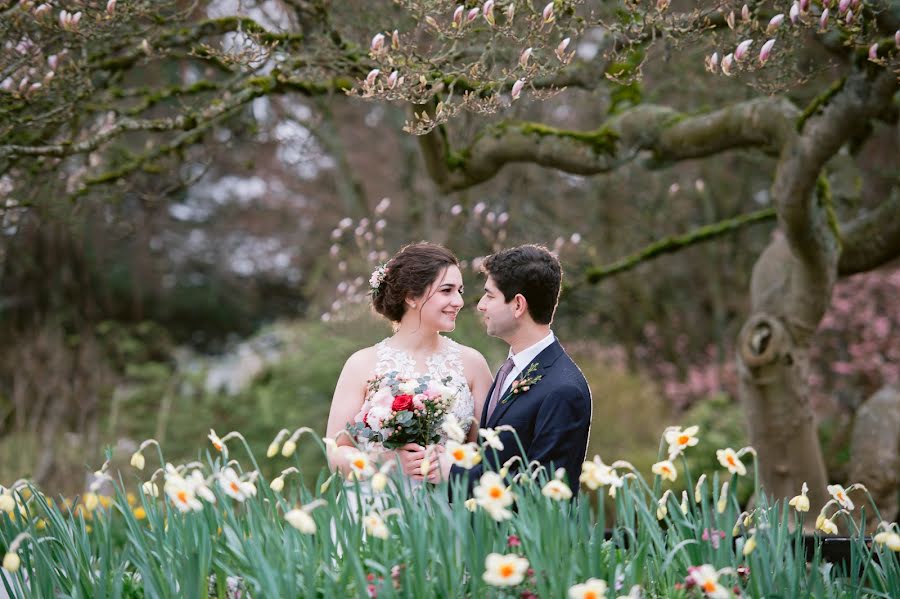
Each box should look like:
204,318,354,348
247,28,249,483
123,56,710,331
371,242,459,323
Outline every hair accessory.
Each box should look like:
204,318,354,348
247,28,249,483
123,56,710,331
369,263,389,294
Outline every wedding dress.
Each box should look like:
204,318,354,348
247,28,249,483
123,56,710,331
341,335,475,513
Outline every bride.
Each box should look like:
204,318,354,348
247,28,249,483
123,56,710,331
325,242,493,485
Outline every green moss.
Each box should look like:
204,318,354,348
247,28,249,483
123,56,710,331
446,149,469,170
516,122,619,155
797,78,845,132
816,175,842,249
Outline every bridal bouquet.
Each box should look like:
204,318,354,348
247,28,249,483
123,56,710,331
349,373,459,450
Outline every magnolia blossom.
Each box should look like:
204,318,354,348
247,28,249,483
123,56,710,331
519,47,533,68
705,52,719,73
868,43,879,61
364,511,390,539
106,0,117,16
741,4,750,21
542,2,554,24
387,70,399,89
542,479,573,501
664,425,699,459
59,10,82,31
34,4,52,20
483,0,495,25
759,39,776,64
721,53,734,76
483,553,529,587
480,427,504,451
370,33,385,53
826,484,854,510
651,460,677,482
568,578,608,599
511,79,525,101
766,14,784,34
819,8,829,31
365,69,380,87
716,448,746,476
688,565,729,599
734,39,753,61
790,2,800,24
447,441,482,469
474,471,515,521
452,5,464,28
788,482,810,512
467,7,479,23
285,508,316,534
895,30,900,47
838,0,851,13
556,37,571,61
845,9,853,24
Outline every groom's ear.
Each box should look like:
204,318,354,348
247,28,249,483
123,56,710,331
512,293,529,319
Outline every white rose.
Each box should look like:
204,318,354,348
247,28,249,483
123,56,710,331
398,381,417,395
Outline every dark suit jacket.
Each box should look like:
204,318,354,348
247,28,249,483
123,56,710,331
450,340,592,497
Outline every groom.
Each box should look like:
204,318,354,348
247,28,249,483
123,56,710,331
446,244,592,496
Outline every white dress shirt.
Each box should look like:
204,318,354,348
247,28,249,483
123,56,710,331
497,331,555,396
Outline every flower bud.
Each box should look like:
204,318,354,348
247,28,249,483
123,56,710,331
800,0,810,12
556,37,570,61
365,69,379,87
141,481,159,497
759,39,776,64
519,47,533,68
868,43,878,61
266,441,280,458
281,440,297,457
370,33,385,53
542,2,554,23
838,0,851,14
743,535,757,556
741,4,750,21
511,78,525,100
106,0,117,16
372,472,388,493
47,54,59,71
705,51,719,72
269,476,285,492
130,452,145,470
467,8,479,22
819,8,829,31
766,14,784,34
387,70,399,88
725,11,735,30
391,30,400,49
845,10,853,24
453,5,464,28
464,498,477,512
0,494,14,513
2,553,19,573
656,0,670,11
734,39,753,61
504,4,515,22
896,30,900,47
483,0,495,25
789,2,800,24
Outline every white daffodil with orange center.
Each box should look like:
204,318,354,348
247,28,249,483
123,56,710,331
651,460,677,482
447,441,482,469
568,577,608,599
789,482,810,512
186,470,217,504
580,456,624,492
364,511,390,540
474,472,515,521
482,553,529,587
346,449,375,479
208,429,225,452
165,479,203,513
826,484,854,511
688,564,729,599
664,425,700,459
479,428,504,451
218,468,256,502
542,479,573,501
716,448,746,476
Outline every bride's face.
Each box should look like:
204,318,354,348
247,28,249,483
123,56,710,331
411,265,465,332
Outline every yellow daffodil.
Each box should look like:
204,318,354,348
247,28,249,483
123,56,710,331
133,507,147,520
789,482,810,512
664,425,700,459
716,448,746,476
580,456,623,491
568,577,608,599
83,493,99,511
651,460,677,482
542,479,573,501
447,441,482,470
482,553,529,587
826,484,854,511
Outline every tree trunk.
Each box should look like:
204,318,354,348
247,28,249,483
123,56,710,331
736,237,830,514
849,385,900,530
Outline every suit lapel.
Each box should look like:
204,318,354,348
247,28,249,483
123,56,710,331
487,341,565,428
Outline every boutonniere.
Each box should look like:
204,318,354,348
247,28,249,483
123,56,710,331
500,362,543,405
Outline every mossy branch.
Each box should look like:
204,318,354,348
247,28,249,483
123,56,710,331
585,208,777,284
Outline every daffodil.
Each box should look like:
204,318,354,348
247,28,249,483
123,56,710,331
186,471,217,504
542,479,573,501
165,479,203,513
479,428,505,451
285,508,317,534
364,511,390,539
218,468,256,502
651,460,677,482
442,414,466,443
133,506,147,520
464,498,477,512
130,451,145,470
680,490,689,515
743,534,757,556
281,440,297,457
694,473,706,503
447,441,482,469
482,553,529,587
873,526,900,551
717,481,729,514
687,564,729,599
346,449,375,479
0,492,15,513
208,429,225,452
664,425,700,459
788,482,810,512
269,476,285,492
580,456,624,491
2,552,20,573
83,492,99,511
657,490,672,520
817,516,838,535
474,472,515,521
716,448,746,476
141,481,159,497
568,577,608,599
826,484,854,511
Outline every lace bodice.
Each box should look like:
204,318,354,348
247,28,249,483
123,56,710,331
373,336,475,440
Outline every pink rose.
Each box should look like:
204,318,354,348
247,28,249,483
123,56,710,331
412,393,427,410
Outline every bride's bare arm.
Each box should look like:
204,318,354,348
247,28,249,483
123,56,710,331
463,348,493,444
325,349,376,476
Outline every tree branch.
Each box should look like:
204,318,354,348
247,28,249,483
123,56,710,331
584,208,777,284
839,193,900,276
421,96,798,193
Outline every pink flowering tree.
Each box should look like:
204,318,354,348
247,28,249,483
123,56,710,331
3,1,900,515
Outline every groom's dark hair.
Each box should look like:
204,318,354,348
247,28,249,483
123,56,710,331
482,244,561,325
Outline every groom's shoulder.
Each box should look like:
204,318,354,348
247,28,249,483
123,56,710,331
554,346,590,390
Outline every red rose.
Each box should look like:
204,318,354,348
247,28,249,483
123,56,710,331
391,394,414,411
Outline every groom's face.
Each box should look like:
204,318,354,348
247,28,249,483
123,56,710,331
477,276,517,339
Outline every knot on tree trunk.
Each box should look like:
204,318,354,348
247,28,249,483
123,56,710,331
738,312,791,369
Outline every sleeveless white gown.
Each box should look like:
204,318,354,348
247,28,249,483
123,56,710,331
341,336,475,512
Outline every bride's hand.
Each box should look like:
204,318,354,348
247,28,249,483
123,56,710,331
397,443,441,480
